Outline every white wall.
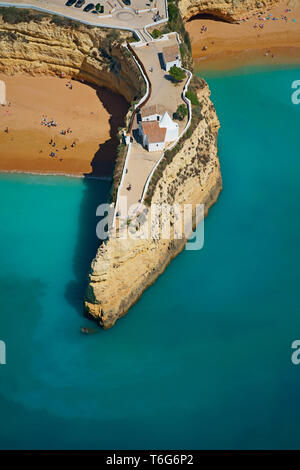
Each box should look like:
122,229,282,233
0,80,6,105
140,124,164,151
147,140,165,152
141,114,161,122
165,125,178,142
165,59,181,72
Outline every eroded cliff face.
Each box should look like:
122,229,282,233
178,0,279,22
85,82,222,328
0,13,222,329
0,14,143,102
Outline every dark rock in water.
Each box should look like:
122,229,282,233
81,327,98,334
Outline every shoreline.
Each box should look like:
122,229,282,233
0,168,112,180
1,0,299,178
0,73,128,178
194,46,300,74
186,0,300,72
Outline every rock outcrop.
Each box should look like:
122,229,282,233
0,12,222,329
178,0,279,22
85,82,222,328
0,12,143,102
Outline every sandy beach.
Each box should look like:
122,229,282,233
0,74,128,177
186,0,300,70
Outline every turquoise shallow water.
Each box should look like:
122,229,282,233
0,66,300,449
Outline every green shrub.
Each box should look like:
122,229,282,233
174,104,187,120
169,65,186,82
107,29,121,42
152,29,162,39
0,7,47,24
168,3,179,23
186,90,199,106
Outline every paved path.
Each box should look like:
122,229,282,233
0,1,191,228
0,0,167,34
116,34,188,221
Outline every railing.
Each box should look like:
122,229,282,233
2,1,196,231
126,42,152,133
139,67,192,205
112,142,131,228
112,42,153,228
0,2,135,32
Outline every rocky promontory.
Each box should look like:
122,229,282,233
0,8,222,329
85,82,222,328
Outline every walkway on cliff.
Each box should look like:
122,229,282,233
116,33,188,222
1,0,192,231
0,0,167,36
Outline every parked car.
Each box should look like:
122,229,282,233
122,0,131,5
83,3,95,11
74,0,85,8
65,0,76,6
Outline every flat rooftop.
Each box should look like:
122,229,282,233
162,44,180,63
141,104,166,118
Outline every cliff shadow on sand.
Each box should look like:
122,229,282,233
186,12,231,23
64,84,129,319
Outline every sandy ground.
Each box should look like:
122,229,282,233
0,74,128,177
186,0,300,70
117,36,187,213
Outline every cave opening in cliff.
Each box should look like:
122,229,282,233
186,13,232,24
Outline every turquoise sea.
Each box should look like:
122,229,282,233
0,65,300,450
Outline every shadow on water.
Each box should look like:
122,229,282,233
64,84,129,316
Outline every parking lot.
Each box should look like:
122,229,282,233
1,0,167,34
53,0,161,18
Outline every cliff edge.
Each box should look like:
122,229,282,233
178,0,279,22
0,10,143,102
85,82,222,328
0,9,222,329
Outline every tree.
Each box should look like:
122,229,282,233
169,65,186,83
174,104,188,121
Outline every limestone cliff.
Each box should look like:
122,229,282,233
178,0,279,22
85,82,222,328
0,11,143,102
0,11,222,329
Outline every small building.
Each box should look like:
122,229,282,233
139,121,166,152
0,80,6,106
161,44,181,72
140,104,166,122
139,111,179,152
159,111,179,142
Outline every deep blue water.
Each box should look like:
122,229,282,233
0,66,300,449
